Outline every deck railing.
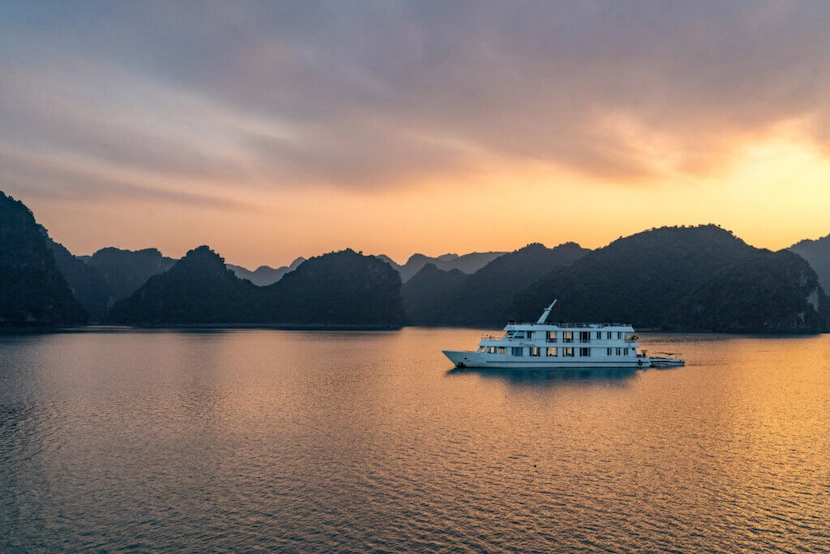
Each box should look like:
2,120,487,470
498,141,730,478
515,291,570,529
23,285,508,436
509,322,632,328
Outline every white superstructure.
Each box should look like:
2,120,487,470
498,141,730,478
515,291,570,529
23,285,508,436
443,301,651,370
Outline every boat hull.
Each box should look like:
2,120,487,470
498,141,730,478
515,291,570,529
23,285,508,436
443,350,650,370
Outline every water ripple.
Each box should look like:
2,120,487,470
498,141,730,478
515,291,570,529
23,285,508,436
1,330,829,551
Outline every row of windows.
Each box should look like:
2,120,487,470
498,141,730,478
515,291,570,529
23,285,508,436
544,331,625,343
482,346,630,357
508,330,626,343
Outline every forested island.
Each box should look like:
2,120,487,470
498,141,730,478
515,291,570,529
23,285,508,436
2,190,829,333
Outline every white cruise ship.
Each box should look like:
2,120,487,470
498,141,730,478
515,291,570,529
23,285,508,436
443,301,651,370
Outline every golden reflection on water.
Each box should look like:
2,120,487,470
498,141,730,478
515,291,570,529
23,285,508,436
1,329,829,551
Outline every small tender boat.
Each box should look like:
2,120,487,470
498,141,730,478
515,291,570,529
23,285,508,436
443,301,651,370
646,352,685,368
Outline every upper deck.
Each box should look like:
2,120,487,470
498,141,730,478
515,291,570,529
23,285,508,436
481,324,639,346
482,301,640,348
504,321,634,332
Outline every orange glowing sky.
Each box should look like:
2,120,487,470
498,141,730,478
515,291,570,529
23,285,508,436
3,2,830,269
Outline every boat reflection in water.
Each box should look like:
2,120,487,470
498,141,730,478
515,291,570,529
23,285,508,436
447,364,640,384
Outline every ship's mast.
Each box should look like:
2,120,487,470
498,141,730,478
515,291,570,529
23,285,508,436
536,300,558,324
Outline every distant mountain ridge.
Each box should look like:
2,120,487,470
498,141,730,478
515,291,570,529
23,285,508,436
225,251,501,286
509,225,829,334
227,257,306,286
381,251,506,282
403,242,590,326
107,247,405,327
86,247,177,300
47,238,110,322
49,244,176,323
3,189,830,333
107,246,261,325
789,234,830,296
400,263,469,325
258,249,405,326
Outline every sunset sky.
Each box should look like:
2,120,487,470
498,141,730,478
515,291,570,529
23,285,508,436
3,1,830,269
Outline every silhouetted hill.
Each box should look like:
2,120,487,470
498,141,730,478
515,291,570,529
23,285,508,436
789,234,830,295
401,263,469,324
227,257,305,286
48,238,110,323
108,248,404,327
388,251,506,282
8,190,825,333
669,249,830,333
404,242,589,326
0,192,87,326
260,249,405,326
47,245,176,322
86,247,176,301
509,225,828,333
107,246,259,324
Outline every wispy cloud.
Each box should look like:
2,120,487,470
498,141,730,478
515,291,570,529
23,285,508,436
2,0,829,205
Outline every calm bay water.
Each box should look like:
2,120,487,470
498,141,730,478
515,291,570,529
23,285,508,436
1,328,829,552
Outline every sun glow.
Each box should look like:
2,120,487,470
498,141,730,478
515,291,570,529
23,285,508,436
21,116,830,270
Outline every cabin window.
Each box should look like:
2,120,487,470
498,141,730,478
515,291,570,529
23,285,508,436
506,331,514,339
607,332,612,339
488,346,496,354
607,348,613,356
514,332,525,339
498,347,505,355
530,347,540,357
563,331,573,343
527,331,533,339
596,332,602,339
579,348,590,357
477,346,487,353
563,347,575,357
512,347,524,356
546,331,557,342
624,348,629,356
616,348,621,356
579,331,590,343
617,332,622,339
546,347,558,357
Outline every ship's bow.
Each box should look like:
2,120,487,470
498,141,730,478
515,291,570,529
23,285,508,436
443,350,471,368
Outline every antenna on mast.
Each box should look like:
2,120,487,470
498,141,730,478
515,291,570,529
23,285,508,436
537,300,558,324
